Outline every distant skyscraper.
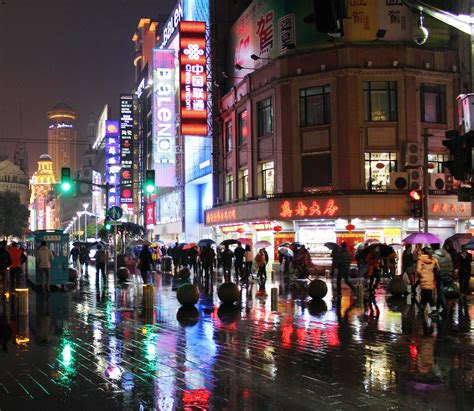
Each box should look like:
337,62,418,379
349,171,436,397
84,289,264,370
13,141,29,178
47,102,77,180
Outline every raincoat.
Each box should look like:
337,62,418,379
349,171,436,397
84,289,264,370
416,254,438,290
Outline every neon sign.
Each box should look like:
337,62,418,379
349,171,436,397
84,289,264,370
105,120,120,207
221,224,245,233
205,208,236,224
279,199,339,218
120,95,134,212
160,2,183,48
179,21,208,136
431,202,467,213
252,222,273,231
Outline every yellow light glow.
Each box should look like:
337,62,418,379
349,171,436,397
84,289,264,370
15,336,30,345
49,114,76,120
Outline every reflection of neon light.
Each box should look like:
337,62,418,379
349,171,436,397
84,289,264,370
62,343,72,366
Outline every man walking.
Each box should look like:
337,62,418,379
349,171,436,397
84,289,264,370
7,241,26,292
221,245,234,282
336,242,356,295
95,245,107,281
37,241,53,293
233,243,245,282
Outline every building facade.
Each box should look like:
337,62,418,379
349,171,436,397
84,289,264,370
205,0,472,264
47,102,78,180
0,159,30,206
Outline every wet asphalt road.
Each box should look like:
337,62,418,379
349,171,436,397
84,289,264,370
0,269,472,411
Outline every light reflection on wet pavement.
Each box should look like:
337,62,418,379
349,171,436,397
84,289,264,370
0,271,472,410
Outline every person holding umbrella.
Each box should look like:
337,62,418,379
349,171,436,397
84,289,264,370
366,246,381,294
220,245,234,282
200,245,216,280
233,243,245,282
416,247,439,316
138,244,153,284
457,245,472,297
336,242,356,296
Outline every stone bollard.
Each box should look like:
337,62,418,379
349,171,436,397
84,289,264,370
356,282,364,306
271,287,278,311
16,288,28,316
143,284,154,310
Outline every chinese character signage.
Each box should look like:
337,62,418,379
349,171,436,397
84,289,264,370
252,222,273,231
179,21,208,136
145,203,155,229
105,120,120,207
221,224,245,233
120,95,134,212
279,199,339,218
152,48,176,187
428,198,471,217
205,208,237,225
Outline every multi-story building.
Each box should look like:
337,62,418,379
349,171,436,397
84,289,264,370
205,0,472,264
0,159,29,206
47,102,77,180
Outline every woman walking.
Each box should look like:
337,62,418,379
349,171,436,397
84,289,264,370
243,245,253,283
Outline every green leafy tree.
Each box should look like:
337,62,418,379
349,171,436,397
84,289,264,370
0,192,29,238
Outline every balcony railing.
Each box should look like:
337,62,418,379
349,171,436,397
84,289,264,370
211,188,456,208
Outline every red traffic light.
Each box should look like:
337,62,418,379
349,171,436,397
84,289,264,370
409,189,422,201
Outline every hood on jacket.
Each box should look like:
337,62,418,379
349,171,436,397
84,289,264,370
419,254,434,264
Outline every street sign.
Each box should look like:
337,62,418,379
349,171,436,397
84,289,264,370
108,206,123,221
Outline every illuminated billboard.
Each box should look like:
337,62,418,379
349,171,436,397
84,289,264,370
93,104,109,150
179,21,207,136
152,48,176,187
105,120,120,207
120,95,134,213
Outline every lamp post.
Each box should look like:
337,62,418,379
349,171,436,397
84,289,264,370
72,216,77,241
83,203,90,242
76,211,82,242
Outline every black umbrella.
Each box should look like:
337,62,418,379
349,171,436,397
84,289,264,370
324,242,341,251
220,239,240,246
364,243,395,258
197,239,216,247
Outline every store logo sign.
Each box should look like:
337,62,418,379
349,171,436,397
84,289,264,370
279,199,339,218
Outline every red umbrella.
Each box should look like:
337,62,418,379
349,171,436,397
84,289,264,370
236,238,252,247
182,243,196,250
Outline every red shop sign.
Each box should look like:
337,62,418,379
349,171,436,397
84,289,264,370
279,199,339,218
221,224,245,233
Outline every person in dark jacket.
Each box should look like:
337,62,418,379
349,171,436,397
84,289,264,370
336,242,356,295
0,241,11,296
457,246,472,296
200,246,215,279
187,246,199,274
233,244,245,281
171,243,181,273
138,245,153,284
220,245,234,282
432,244,452,314
79,246,90,277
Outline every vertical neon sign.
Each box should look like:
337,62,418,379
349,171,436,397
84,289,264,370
119,95,134,213
179,21,207,136
152,48,176,187
105,120,120,207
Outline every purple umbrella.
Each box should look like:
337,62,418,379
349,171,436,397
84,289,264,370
402,232,442,244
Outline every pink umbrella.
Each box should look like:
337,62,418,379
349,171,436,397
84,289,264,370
236,238,252,247
402,232,442,244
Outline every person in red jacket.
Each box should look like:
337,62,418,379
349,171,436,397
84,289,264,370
7,242,26,292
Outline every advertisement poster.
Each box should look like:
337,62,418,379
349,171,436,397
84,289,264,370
336,231,365,260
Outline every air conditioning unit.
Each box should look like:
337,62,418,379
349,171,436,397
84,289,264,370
408,168,423,190
406,142,423,167
388,172,408,190
430,173,446,190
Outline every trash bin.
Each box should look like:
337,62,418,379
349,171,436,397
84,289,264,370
161,256,172,274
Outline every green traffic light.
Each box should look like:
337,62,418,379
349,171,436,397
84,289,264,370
105,223,111,230
145,184,155,194
61,181,72,192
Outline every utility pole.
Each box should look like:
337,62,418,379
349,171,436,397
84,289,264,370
422,128,431,233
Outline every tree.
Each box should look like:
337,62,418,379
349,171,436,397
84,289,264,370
0,192,29,238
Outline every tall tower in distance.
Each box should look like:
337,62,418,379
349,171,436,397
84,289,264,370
47,102,77,180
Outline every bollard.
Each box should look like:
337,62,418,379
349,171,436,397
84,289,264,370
271,270,274,282
271,287,278,311
16,315,29,345
143,284,154,310
16,288,28,316
356,282,364,307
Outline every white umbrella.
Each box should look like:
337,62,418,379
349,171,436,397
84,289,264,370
278,247,294,257
255,240,272,248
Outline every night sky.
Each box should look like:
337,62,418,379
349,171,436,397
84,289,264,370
0,0,175,175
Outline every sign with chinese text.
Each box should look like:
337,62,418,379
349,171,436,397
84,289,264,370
205,208,237,225
179,21,208,136
152,48,176,187
279,199,339,218
428,198,471,217
120,95,134,212
221,224,245,233
145,203,155,229
252,222,273,231
105,120,120,207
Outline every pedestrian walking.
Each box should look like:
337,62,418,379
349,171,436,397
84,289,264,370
79,246,90,277
456,246,472,296
336,242,356,295
416,247,439,316
0,241,11,296
95,245,107,281
366,247,381,294
244,245,253,282
255,249,267,285
200,245,215,280
37,241,53,293
233,243,245,281
138,244,153,284
70,244,80,271
7,241,26,292
220,245,234,282
433,243,453,315
187,245,199,274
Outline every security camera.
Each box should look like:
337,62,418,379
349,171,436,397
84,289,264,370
413,12,429,45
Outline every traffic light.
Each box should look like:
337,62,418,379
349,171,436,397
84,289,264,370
409,189,423,218
442,130,466,180
104,217,112,231
60,167,72,192
144,169,155,194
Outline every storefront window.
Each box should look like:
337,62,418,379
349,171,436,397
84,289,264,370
421,83,446,123
238,168,248,199
365,152,397,190
364,81,397,121
299,85,330,126
259,161,274,196
225,120,232,153
427,153,447,173
237,110,248,146
225,173,233,202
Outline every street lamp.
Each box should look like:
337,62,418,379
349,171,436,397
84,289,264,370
72,216,77,241
76,211,82,242
83,203,90,242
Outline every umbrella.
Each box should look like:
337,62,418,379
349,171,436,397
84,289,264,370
197,238,216,247
130,239,151,246
446,233,472,252
236,238,253,247
182,243,196,250
364,243,395,258
220,239,240,246
278,246,294,257
324,242,341,251
280,242,291,247
255,240,272,248
389,243,403,250
402,232,442,245
151,240,165,247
